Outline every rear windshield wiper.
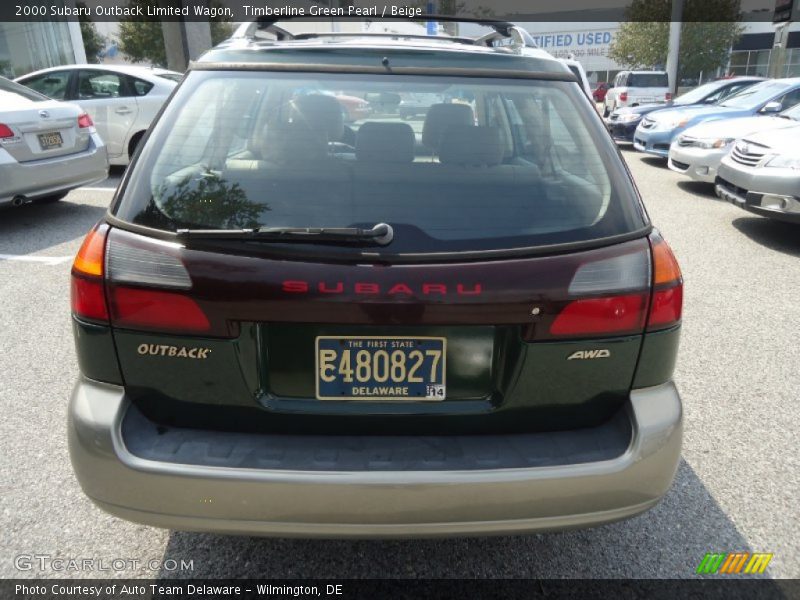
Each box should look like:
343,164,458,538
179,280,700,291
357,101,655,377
176,222,394,246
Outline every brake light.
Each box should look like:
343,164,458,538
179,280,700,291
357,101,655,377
71,223,109,322
104,229,211,334
108,287,210,333
549,247,650,338
647,233,683,331
619,92,628,102
0,124,14,138
77,113,93,128
665,92,673,102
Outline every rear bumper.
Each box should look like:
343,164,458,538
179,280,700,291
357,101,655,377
69,377,682,538
0,136,108,206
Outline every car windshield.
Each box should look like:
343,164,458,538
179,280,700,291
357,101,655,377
115,70,644,256
719,81,790,109
674,81,729,105
628,73,668,87
0,77,47,103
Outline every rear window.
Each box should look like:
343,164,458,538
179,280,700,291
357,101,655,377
115,70,645,257
627,73,668,88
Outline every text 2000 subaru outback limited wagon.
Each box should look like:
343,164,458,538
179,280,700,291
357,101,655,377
68,20,684,537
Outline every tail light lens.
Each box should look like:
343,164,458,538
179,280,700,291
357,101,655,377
71,223,110,322
665,92,673,102
647,233,683,330
0,123,14,138
619,92,628,102
77,113,94,128
549,248,650,338
105,230,211,335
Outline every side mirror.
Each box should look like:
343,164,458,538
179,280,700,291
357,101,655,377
761,101,782,113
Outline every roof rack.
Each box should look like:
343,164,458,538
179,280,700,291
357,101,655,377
234,15,537,49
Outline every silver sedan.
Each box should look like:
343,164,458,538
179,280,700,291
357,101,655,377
0,76,108,208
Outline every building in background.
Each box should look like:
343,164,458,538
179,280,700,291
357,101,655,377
0,17,85,78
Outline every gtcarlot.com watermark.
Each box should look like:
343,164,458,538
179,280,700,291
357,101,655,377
14,554,194,573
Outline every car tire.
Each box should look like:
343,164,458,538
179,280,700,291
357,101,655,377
128,131,145,161
603,104,610,118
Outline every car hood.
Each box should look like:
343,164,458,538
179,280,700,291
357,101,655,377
741,123,800,153
680,115,795,140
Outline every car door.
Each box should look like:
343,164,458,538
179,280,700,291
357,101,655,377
71,70,139,159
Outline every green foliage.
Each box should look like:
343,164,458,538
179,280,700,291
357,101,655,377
608,0,744,77
118,0,234,68
76,2,106,63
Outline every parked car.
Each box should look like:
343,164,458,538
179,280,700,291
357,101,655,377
15,65,180,166
0,76,107,208
716,125,800,224
68,21,684,538
560,58,593,98
592,82,609,102
607,77,764,143
603,70,670,116
632,78,800,157
668,101,800,183
335,94,371,122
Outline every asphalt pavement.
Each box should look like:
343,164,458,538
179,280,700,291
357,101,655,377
0,151,798,579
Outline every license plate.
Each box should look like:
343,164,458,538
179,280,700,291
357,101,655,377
316,336,446,401
38,131,63,150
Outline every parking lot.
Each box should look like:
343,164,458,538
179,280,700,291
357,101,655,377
1,150,798,580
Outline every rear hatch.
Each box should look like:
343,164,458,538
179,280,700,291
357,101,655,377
0,82,90,162
79,66,679,435
626,73,669,104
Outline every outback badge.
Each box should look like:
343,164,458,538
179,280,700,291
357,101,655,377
137,344,211,359
567,349,611,360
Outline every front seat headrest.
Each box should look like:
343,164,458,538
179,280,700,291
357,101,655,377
422,103,474,150
260,123,327,164
291,94,345,142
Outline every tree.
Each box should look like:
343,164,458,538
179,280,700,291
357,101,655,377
118,0,234,68
608,0,744,80
76,2,106,63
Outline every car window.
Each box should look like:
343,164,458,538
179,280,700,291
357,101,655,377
115,71,644,256
130,77,154,96
628,73,668,87
77,71,129,99
719,81,790,108
0,77,48,103
778,87,800,111
20,71,70,100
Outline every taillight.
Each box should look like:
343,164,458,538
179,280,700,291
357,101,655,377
647,232,683,331
71,223,110,322
619,91,628,102
77,113,93,128
0,123,14,138
665,92,673,102
105,230,211,334
549,248,651,338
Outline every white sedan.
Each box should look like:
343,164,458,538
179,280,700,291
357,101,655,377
667,102,800,184
15,65,181,166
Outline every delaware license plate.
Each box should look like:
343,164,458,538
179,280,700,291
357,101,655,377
38,131,63,150
316,336,446,401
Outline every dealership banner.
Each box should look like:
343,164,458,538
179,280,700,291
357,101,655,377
0,0,795,22
2,579,798,600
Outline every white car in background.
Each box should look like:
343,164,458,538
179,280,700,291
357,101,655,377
668,102,800,183
15,65,181,166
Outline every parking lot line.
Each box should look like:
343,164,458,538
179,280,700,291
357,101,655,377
0,254,72,265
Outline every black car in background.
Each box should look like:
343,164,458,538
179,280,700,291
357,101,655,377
606,77,764,143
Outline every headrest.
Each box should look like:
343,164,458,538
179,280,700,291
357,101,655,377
356,122,415,163
421,103,474,150
439,126,504,167
260,123,327,164
291,94,345,142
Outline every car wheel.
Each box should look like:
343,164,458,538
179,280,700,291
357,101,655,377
34,192,68,204
603,104,610,118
